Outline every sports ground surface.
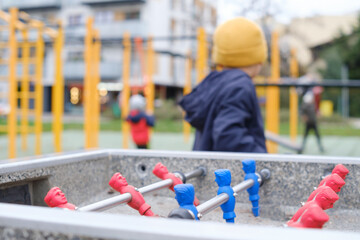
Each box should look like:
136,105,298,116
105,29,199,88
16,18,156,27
1,130,359,161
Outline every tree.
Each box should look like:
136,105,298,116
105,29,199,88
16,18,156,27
318,15,360,116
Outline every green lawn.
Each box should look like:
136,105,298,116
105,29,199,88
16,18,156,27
40,119,186,133
279,122,360,136
46,119,360,136
1,117,360,136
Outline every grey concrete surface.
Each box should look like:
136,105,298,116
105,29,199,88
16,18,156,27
1,131,360,161
0,203,360,240
0,149,359,235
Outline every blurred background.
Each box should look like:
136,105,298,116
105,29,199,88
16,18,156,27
0,0,359,160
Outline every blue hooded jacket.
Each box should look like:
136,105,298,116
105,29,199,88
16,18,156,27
179,69,267,153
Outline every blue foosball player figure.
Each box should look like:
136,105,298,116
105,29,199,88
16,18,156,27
174,184,199,220
215,169,236,223
242,159,260,217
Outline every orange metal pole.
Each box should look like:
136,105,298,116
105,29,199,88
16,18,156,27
146,36,154,114
84,18,93,149
34,23,44,155
20,28,30,151
121,33,131,149
289,48,299,142
8,8,18,159
52,21,64,153
93,29,101,148
266,31,280,153
196,27,207,84
134,37,147,90
183,51,192,142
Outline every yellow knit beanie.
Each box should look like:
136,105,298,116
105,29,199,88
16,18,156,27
212,17,268,67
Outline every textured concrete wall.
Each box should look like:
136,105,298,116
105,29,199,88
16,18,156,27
1,203,359,240
0,150,359,224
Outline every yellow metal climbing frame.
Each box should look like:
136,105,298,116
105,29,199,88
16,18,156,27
0,8,58,158
183,51,192,142
84,18,101,149
266,31,280,153
289,48,299,142
196,27,207,84
121,33,131,149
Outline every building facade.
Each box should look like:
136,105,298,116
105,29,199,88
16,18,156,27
0,0,217,111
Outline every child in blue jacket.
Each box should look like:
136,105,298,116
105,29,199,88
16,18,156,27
179,18,267,153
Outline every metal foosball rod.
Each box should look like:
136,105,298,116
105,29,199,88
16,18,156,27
196,179,256,218
77,179,172,212
76,166,206,212
168,160,271,221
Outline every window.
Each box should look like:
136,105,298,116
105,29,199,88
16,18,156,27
95,11,114,23
181,0,186,12
170,56,174,77
67,51,84,62
154,53,158,74
211,7,217,26
30,47,36,58
114,10,125,21
68,14,83,26
17,47,22,58
125,12,140,20
42,13,56,25
170,19,176,37
182,21,187,35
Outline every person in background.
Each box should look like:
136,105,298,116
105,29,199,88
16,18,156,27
300,91,324,153
127,94,155,149
179,17,267,153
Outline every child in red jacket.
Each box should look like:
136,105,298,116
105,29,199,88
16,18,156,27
127,94,155,149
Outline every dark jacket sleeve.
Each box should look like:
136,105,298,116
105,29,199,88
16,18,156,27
212,87,260,152
145,114,155,127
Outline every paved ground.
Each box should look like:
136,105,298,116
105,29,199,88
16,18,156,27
1,130,360,161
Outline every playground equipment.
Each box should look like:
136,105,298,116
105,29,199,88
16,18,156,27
121,33,155,148
20,11,64,154
1,150,358,239
0,8,62,158
287,164,348,229
2,9,360,158
153,162,201,205
168,161,270,221
120,34,156,149
265,131,301,153
183,50,192,142
76,165,206,212
0,8,102,156
44,187,76,210
289,49,299,142
196,28,208,84
266,31,281,153
83,18,101,149
108,172,156,216
121,33,131,149
0,8,303,156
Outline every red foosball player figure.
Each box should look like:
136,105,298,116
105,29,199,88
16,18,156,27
319,164,349,188
109,173,155,217
44,187,76,210
152,162,200,206
289,186,338,224
287,204,329,229
307,175,344,202
315,173,345,195
332,164,349,180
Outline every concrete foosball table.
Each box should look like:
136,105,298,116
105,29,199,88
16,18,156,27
0,149,359,239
